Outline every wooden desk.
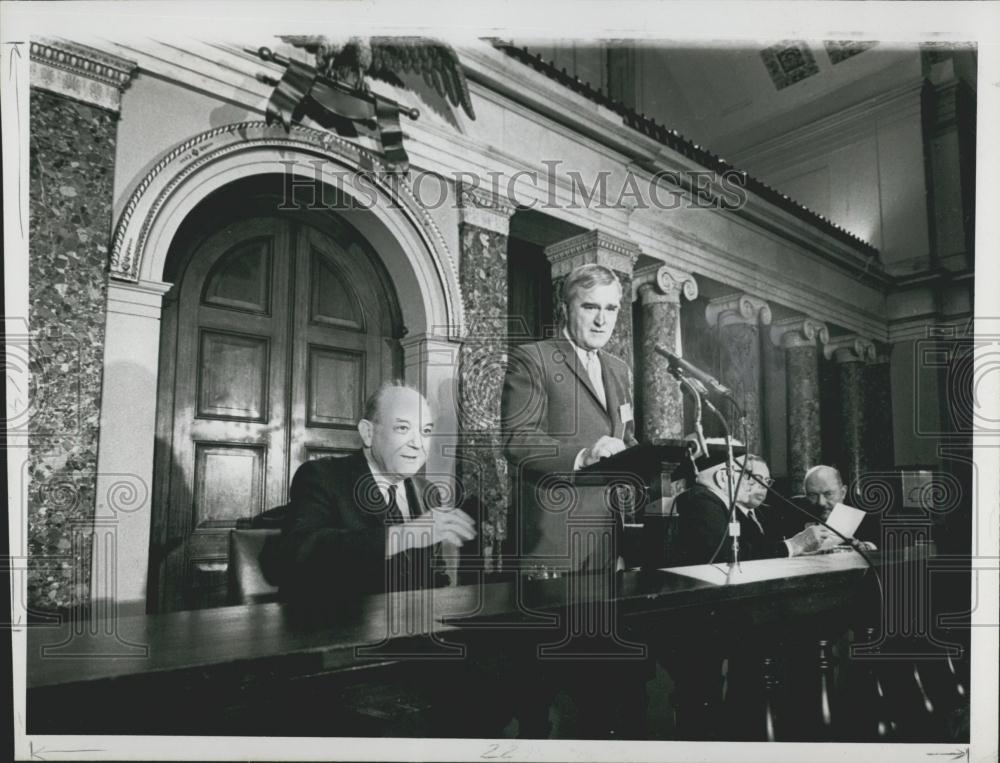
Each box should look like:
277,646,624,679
25,552,928,737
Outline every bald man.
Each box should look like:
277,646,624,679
800,465,878,548
279,382,476,606
672,454,840,567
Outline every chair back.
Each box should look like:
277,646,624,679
227,529,281,605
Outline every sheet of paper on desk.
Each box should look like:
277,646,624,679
827,502,865,538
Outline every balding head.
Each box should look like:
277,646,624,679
803,465,847,516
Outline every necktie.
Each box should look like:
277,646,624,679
586,351,607,409
747,508,764,534
385,484,404,525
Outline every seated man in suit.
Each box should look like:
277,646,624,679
672,451,839,567
279,382,476,607
798,464,878,549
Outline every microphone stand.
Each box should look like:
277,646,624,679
701,395,742,569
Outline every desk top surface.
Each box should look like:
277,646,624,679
25,552,888,690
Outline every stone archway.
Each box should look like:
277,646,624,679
92,122,463,609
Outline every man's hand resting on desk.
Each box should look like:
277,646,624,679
579,435,628,468
786,524,841,557
387,507,476,556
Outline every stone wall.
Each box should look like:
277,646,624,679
28,88,117,611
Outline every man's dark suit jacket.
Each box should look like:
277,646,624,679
278,451,442,606
670,484,789,567
501,337,638,565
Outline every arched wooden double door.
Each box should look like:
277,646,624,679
152,214,402,611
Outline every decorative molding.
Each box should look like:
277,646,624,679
825,335,877,363
760,42,819,91
109,120,465,339
30,38,136,112
633,264,698,304
824,40,878,65
705,293,773,329
769,316,830,350
105,279,172,320
456,182,516,236
543,230,641,278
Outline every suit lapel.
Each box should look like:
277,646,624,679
555,338,610,415
602,353,624,433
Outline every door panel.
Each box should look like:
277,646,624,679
196,330,270,421
154,214,400,611
307,346,365,428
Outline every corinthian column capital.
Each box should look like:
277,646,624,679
633,264,698,304
825,335,877,363
769,316,830,349
705,293,772,329
457,182,516,235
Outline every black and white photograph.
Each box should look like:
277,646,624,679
3,2,998,761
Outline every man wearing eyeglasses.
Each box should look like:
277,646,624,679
671,452,839,567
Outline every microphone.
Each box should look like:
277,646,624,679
654,345,734,398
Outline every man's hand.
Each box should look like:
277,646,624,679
787,524,840,557
388,507,476,555
581,436,627,467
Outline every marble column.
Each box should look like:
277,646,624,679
770,317,830,492
633,264,698,440
27,39,136,612
826,336,877,494
705,294,772,453
865,349,895,471
455,184,516,560
543,230,640,366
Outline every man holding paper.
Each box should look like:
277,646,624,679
672,452,840,566
801,465,877,549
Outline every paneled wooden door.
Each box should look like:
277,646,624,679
152,215,400,611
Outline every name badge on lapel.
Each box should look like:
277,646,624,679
616,402,633,441
619,402,633,424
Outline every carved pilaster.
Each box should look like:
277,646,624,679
635,265,698,440
30,38,137,113
826,335,877,492
825,335,877,363
705,294,772,452
865,346,895,471
705,293,773,329
457,183,516,237
456,187,514,558
770,317,830,490
544,230,640,366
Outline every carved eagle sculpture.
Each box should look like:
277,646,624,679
279,35,476,120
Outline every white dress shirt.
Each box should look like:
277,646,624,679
364,453,411,521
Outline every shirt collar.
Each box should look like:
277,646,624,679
363,451,403,489
562,328,597,364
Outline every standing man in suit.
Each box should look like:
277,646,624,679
672,452,839,567
279,382,476,606
501,263,638,574
500,264,646,738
